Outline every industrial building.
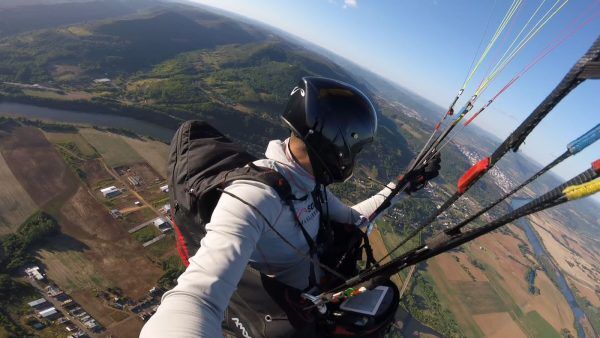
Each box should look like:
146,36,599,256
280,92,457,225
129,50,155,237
25,266,45,280
153,217,171,233
100,186,121,198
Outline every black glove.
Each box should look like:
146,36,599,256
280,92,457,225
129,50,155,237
405,153,441,194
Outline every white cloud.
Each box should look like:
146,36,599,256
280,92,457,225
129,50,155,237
343,0,357,9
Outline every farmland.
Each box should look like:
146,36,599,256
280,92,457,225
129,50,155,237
0,152,37,233
0,120,175,336
79,128,144,167
423,224,576,338
120,136,169,178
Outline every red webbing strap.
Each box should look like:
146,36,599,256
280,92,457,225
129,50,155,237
170,209,190,267
457,157,491,194
593,159,600,173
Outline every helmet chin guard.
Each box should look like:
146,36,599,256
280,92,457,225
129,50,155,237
281,77,378,185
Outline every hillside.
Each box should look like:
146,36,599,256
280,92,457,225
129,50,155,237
0,0,160,38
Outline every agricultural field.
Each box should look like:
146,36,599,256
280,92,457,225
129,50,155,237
529,212,600,302
0,152,37,233
425,224,577,338
120,135,169,178
44,131,98,158
0,122,172,337
79,128,144,167
0,126,80,210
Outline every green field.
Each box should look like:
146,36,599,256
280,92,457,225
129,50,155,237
145,234,176,260
132,225,161,243
453,281,508,314
80,128,144,167
523,311,561,338
44,131,98,157
0,154,37,233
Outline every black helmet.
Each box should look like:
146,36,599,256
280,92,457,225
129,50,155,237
281,77,378,185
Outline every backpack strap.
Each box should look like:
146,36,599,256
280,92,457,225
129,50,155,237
216,163,295,203
219,164,346,286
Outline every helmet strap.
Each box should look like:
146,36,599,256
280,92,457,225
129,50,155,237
303,138,334,186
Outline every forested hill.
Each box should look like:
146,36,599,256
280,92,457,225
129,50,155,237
0,0,415,181
0,0,161,38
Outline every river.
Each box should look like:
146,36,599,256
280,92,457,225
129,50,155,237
511,198,587,338
0,102,175,142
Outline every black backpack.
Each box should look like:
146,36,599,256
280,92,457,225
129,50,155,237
167,120,293,266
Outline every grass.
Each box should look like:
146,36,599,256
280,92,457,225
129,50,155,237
523,311,561,338
92,178,117,191
574,291,600,335
150,196,170,208
0,153,38,233
452,281,507,314
377,217,422,260
80,128,144,167
426,259,485,338
44,131,97,157
109,310,129,322
145,234,176,260
132,225,160,243
120,135,169,178
22,89,69,100
37,322,69,338
403,271,467,337
37,247,108,293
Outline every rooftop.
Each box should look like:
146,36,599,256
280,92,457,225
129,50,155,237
28,298,47,307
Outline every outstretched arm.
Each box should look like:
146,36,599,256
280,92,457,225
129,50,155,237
141,181,282,338
326,155,442,225
325,183,402,225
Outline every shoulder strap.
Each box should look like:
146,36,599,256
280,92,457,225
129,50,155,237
220,163,295,202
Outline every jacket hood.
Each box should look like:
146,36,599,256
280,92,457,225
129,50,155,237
264,138,316,197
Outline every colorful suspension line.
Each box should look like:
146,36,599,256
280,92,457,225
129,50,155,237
409,0,525,173
319,159,600,302
477,0,572,96
462,0,525,91
375,36,600,264
445,123,600,236
430,0,589,158
432,5,599,155
463,2,600,127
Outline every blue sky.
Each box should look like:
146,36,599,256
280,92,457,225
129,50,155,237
195,0,599,185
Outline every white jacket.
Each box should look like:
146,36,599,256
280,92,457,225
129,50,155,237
141,139,400,337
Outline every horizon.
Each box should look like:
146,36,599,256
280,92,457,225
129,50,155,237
192,0,599,197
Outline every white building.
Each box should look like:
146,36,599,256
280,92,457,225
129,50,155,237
39,307,59,319
28,298,48,309
153,217,171,233
93,78,111,84
160,185,169,193
161,204,171,215
100,186,121,198
25,266,45,280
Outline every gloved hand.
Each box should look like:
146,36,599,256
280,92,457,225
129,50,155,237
405,153,441,194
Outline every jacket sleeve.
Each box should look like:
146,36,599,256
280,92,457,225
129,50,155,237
140,181,282,338
325,182,402,225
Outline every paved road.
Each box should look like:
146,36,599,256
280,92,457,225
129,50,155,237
399,265,416,299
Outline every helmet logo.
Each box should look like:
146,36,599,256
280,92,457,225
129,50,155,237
291,86,305,97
